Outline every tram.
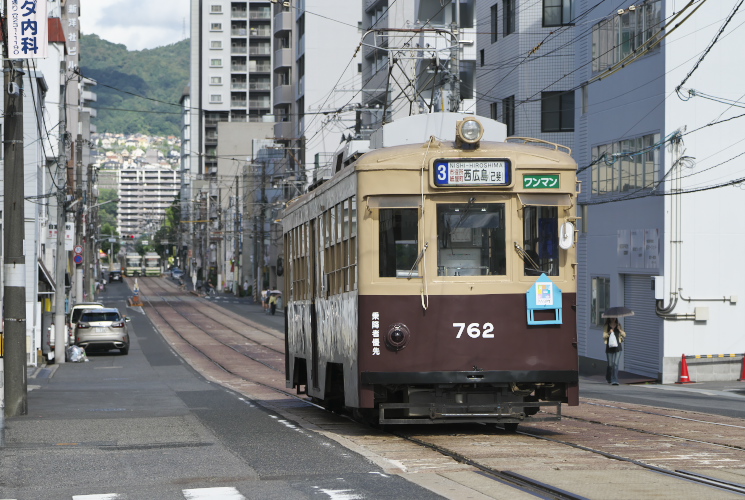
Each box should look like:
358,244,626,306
282,114,579,427
123,252,142,277
144,252,161,277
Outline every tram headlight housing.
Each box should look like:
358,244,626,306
456,118,484,147
386,323,410,351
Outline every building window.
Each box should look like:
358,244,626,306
503,95,515,136
480,48,484,67
490,102,498,120
210,76,222,85
591,133,661,195
210,4,222,13
592,0,662,73
502,0,515,36
541,91,574,132
490,4,498,43
210,94,222,103
210,23,222,31
380,209,419,278
591,277,611,327
210,58,223,67
543,0,573,27
210,40,222,49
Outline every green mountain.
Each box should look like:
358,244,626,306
80,34,189,136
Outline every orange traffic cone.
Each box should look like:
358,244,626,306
738,354,745,382
677,354,693,384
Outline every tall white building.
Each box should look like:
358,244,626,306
117,165,180,237
271,0,362,182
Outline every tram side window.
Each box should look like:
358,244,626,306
379,209,419,278
523,206,559,276
437,203,506,276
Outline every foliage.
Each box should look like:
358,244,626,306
80,34,189,136
97,188,118,227
154,195,182,259
100,222,120,258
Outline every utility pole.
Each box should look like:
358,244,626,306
54,81,68,365
75,139,83,301
3,57,28,417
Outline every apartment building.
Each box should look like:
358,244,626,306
117,165,180,237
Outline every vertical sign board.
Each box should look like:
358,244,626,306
8,0,48,58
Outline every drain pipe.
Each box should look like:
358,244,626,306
0,358,5,446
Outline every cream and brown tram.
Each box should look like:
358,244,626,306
283,115,579,427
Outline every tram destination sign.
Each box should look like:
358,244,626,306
434,159,511,187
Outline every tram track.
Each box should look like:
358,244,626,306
130,277,745,499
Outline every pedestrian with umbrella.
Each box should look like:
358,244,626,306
602,307,633,385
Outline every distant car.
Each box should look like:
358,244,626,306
73,307,131,355
68,302,104,344
109,270,123,282
171,268,184,280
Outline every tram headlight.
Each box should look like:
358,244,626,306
385,323,410,351
456,118,484,146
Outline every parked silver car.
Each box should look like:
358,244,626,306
73,308,131,355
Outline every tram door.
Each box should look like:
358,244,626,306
310,218,320,390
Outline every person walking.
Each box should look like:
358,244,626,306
603,317,626,385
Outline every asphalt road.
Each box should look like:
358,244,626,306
0,280,440,499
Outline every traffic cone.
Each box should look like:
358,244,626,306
677,354,693,384
738,354,745,382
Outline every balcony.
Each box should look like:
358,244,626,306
82,90,97,102
231,100,248,108
273,10,292,34
249,27,271,37
232,10,247,18
273,47,292,69
274,84,293,106
249,99,270,109
274,120,294,139
250,81,271,91
231,28,247,36
231,81,248,90
231,64,247,72
249,10,270,20
231,46,248,54
249,45,271,56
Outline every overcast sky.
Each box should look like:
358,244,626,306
79,0,190,51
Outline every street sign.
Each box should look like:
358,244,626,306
74,245,83,255
73,254,83,264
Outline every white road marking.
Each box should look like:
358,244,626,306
183,487,246,500
318,489,363,500
72,495,123,500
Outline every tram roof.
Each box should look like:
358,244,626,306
355,139,577,171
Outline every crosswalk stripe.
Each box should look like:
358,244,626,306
72,495,123,500
183,487,246,500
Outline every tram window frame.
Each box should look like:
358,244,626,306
522,206,560,276
436,202,507,277
315,197,359,296
379,208,420,278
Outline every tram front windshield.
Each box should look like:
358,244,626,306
437,203,506,276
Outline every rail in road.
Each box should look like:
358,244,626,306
131,276,745,500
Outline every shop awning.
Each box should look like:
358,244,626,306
38,258,56,294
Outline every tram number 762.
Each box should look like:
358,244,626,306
453,323,495,339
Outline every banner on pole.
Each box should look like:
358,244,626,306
8,0,48,59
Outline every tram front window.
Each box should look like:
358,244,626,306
437,203,506,276
379,209,419,277
523,206,559,276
